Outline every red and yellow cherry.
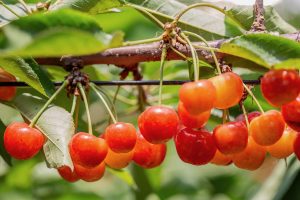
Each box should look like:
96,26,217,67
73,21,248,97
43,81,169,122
174,127,216,165
105,122,137,153
267,127,297,159
179,80,216,115
69,132,108,168
261,69,300,107
133,134,166,168
232,137,266,170
213,121,248,154
282,95,300,132
74,162,105,182
210,150,232,166
249,110,285,146
236,111,261,125
177,101,210,129
294,133,300,160
0,68,17,101
4,122,45,160
138,106,179,144
209,72,244,109
105,148,134,169
57,166,79,182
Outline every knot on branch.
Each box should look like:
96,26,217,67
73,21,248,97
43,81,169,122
250,0,266,32
162,22,186,48
118,64,142,81
61,56,84,72
65,67,89,97
220,61,232,73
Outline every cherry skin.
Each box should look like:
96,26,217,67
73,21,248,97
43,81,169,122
105,148,134,169
74,162,105,182
177,101,210,129
138,106,179,144
282,95,300,132
209,72,244,109
69,132,108,168
232,137,266,170
133,134,166,169
4,122,45,160
210,150,232,166
57,166,79,182
249,110,285,146
174,127,216,165
267,127,297,159
294,133,300,161
179,80,216,115
236,111,261,125
0,68,17,101
105,122,137,153
261,69,300,107
213,121,248,154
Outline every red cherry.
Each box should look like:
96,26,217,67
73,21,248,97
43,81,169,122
0,68,17,101
133,134,166,168
105,148,134,169
69,132,108,168
74,162,105,182
209,72,244,109
213,121,248,154
57,166,79,182
282,95,300,131
249,110,285,146
235,111,261,125
138,106,179,144
174,127,216,165
267,127,297,159
294,133,300,160
4,122,45,160
232,137,266,170
177,101,210,129
210,150,232,166
179,80,216,114
261,69,300,107
105,122,137,153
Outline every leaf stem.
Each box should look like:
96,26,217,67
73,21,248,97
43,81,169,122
243,83,265,114
78,83,93,135
90,83,117,124
123,36,162,46
17,0,32,14
241,103,250,130
0,1,20,18
29,80,68,128
70,95,78,116
158,45,167,105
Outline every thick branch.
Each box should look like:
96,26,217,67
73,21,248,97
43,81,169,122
36,33,299,68
250,0,266,32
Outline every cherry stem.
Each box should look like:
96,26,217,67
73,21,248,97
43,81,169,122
29,80,68,128
109,85,120,123
78,83,93,135
243,83,265,114
183,31,222,75
170,46,188,60
0,1,20,18
90,83,117,124
70,95,78,116
158,45,167,105
123,36,162,46
180,32,199,81
222,110,227,124
241,103,250,130
73,95,80,132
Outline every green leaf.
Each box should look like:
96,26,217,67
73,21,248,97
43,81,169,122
0,118,12,166
0,9,124,57
0,3,31,27
107,167,136,189
13,93,74,169
220,33,300,69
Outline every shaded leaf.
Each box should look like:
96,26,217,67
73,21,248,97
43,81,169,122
0,118,12,166
107,167,137,188
0,3,31,27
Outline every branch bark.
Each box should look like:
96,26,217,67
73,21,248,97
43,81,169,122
250,0,266,32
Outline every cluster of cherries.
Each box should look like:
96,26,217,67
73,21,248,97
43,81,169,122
1,68,300,183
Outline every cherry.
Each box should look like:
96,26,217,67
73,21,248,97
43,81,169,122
138,105,179,144
133,134,166,168
105,122,137,153
69,132,108,168
74,162,105,182
179,80,216,115
261,69,300,107
249,110,285,146
209,72,244,109
177,101,210,129
213,121,248,154
174,127,216,165
232,137,266,170
4,122,45,160
0,68,17,101
282,95,300,132
235,111,261,125
267,127,297,159
105,148,134,169
57,166,79,182
294,133,300,160
210,150,232,166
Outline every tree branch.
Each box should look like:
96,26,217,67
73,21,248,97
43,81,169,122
250,0,266,32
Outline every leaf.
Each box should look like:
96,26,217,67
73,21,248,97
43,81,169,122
0,57,54,97
220,33,300,69
0,3,32,27
13,93,74,169
107,167,137,189
0,118,12,166
0,9,124,57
